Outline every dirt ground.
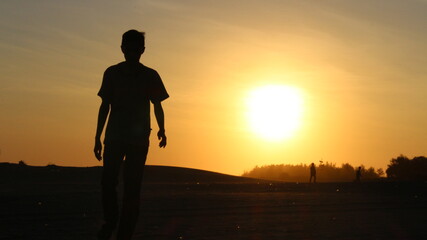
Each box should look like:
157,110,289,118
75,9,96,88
1,166,427,239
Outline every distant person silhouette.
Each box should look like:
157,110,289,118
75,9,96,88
309,163,316,183
94,30,169,240
355,166,362,183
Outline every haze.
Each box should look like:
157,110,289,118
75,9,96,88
1,0,427,175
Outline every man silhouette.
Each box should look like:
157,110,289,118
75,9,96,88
355,166,362,183
309,163,316,183
94,30,169,240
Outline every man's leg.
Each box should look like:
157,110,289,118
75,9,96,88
99,143,125,240
116,142,149,240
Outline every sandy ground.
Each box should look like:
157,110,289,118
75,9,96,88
1,167,427,239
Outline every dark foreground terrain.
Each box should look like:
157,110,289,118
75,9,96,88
1,163,427,240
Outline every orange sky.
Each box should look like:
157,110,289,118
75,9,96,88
1,0,427,175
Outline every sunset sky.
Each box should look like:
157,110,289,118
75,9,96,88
1,0,427,175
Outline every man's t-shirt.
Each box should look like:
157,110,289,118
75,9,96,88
310,166,316,175
98,62,169,145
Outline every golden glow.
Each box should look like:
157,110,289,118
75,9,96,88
246,85,303,141
1,0,422,175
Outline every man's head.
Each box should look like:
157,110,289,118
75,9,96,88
121,30,145,63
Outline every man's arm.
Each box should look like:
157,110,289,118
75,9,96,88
94,100,110,160
153,101,167,148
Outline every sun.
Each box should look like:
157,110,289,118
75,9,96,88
246,85,304,141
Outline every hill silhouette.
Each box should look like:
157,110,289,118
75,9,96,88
0,162,257,184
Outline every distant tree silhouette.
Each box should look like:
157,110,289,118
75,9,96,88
376,168,385,177
386,155,427,181
359,165,380,180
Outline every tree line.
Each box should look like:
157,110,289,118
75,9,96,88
242,154,427,182
242,161,382,182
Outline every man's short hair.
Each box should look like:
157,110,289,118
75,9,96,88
122,30,145,47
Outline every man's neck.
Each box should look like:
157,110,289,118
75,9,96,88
122,61,141,75
124,60,140,66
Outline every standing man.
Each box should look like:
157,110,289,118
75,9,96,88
309,163,316,183
355,166,362,183
94,30,169,240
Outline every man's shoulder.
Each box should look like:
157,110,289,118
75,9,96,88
104,62,159,74
139,64,159,75
105,62,125,72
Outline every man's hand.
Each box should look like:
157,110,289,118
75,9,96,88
94,138,103,161
157,129,167,148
